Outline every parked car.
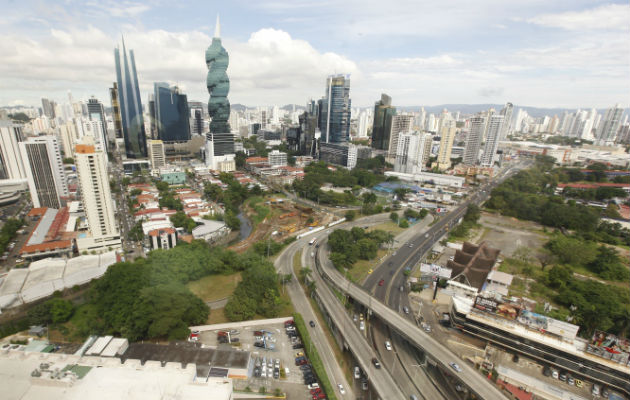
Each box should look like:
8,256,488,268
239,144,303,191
362,380,368,390
354,366,361,379
559,371,567,382
307,383,320,390
403,306,410,314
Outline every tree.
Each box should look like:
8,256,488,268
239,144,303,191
299,267,312,283
344,210,356,221
235,151,247,168
155,181,169,192
129,222,144,242
62,157,74,164
393,188,410,202
544,235,598,266
587,245,629,281
48,298,74,323
128,284,209,340
463,204,481,223
546,265,572,289
399,219,409,228
224,211,241,230
170,211,197,233
535,250,555,271
390,212,399,223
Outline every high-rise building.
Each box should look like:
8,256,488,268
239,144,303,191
41,98,56,120
388,114,413,159
394,131,433,175
114,38,148,159
153,83,191,142
436,120,456,170
109,82,123,139
147,139,166,169
299,111,317,156
19,136,68,209
0,121,26,180
480,114,505,167
188,102,205,136
75,137,121,252
87,97,109,152
206,15,231,135
371,94,396,150
499,102,513,139
596,104,624,144
357,111,369,138
320,74,351,143
463,116,485,165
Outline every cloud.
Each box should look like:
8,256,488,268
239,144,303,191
527,4,630,31
477,87,504,98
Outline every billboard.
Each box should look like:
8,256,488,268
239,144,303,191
586,331,630,365
420,263,452,279
517,310,579,341
474,296,519,320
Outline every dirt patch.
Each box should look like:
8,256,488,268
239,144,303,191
477,212,547,258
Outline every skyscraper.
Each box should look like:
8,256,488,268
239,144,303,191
19,136,68,209
41,98,56,120
394,131,433,175
371,94,396,150
596,104,623,144
75,137,121,251
436,119,456,170
109,82,123,139
463,116,485,165
388,114,414,159
87,97,109,152
499,102,513,139
480,114,505,167
153,83,191,142
206,15,231,135
0,121,26,180
188,102,205,136
321,74,351,143
114,38,148,159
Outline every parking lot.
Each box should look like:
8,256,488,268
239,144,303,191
196,320,321,398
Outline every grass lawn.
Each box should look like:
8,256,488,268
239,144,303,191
206,307,230,325
187,273,242,302
365,220,407,237
347,249,388,283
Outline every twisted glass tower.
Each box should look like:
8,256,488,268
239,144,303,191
205,15,230,134
114,37,147,159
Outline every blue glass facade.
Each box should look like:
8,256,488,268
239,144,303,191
153,83,191,142
321,74,351,143
114,40,147,158
205,31,230,134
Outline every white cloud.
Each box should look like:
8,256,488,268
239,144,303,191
527,4,630,31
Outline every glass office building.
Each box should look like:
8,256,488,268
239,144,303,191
321,74,351,143
153,83,191,142
114,38,147,159
371,93,397,151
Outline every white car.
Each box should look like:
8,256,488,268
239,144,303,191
449,362,462,373
359,321,365,331
307,383,320,390
385,341,392,351
338,384,345,394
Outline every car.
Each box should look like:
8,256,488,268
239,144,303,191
542,366,551,377
359,321,365,330
338,383,345,394
300,365,311,371
410,395,419,400
575,379,583,388
367,269,373,274
361,380,368,390
372,358,381,369
229,329,239,335
385,340,392,351
559,371,567,382
449,362,462,372
359,313,364,321
512,354,519,363
567,375,575,385
310,388,322,395
423,324,431,333
273,369,279,379
403,306,410,314
307,383,320,390
353,314,357,322
293,344,304,349
378,279,385,286
602,387,609,398
592,384,601,396
399,285,404,292
309,320,316,328
296,352,305,358
313,393,326,400
551,369,559,379
354,366,361,379
408,244,413,248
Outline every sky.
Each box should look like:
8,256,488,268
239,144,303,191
0,0,628,109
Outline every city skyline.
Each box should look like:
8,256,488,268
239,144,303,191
0,1,628,109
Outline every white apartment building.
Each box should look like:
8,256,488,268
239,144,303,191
463,116,485,165
480,114,505,167
388,114,414,161
19,136,68,209
147,139,166,169
268,149,288,167
75,137,121,253
394,131,433,175
0,121,27,180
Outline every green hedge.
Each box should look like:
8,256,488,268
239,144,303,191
292,313,337,400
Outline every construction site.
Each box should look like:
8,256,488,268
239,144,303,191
229,197,331,253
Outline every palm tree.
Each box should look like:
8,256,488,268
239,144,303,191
299,266,312,283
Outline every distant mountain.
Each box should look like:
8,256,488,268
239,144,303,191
281,104,305,111
231,103,251,112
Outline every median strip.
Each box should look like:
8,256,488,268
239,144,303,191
292,312,338,400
